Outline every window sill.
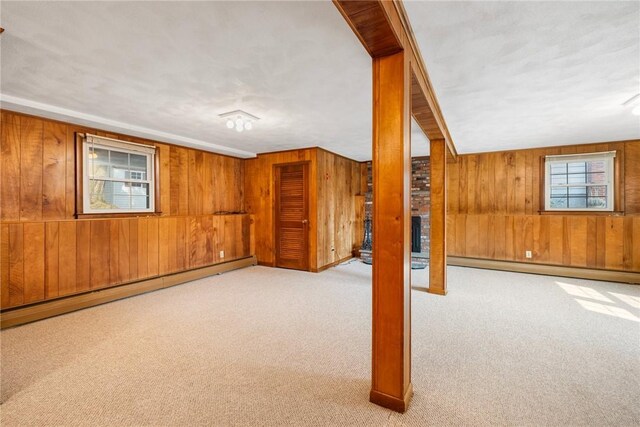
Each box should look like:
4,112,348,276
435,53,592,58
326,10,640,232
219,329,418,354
538,210,624,216
76,212,162,220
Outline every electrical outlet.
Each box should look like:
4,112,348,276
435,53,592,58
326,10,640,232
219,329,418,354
219,250,225,258
525,250,532,259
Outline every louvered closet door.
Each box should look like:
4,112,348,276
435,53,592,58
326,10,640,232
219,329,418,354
275,163,309,270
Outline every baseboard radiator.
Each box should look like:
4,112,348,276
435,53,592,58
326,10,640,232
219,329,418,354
1,256,257,329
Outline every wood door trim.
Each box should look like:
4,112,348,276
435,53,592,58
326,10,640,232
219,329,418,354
274,161,310,271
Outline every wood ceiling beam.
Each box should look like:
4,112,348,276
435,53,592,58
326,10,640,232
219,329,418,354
334,0,458,160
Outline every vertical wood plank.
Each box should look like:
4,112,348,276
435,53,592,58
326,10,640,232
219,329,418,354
45,221,60,298
129,218,139,282
119,219,131,283
8,223,24,306
170,146,189,216
158,217,170,275
147,217,159,277
20,117,44,221
1,224,10,308
604,217,624,270
90,220,110,289
568,217,588,267
493,215,506,260
1,115,21,221
59,221,77,296
42,121,67,220
548,216,564,265
23,222,45,303
109,220,120,285
137,217,149,278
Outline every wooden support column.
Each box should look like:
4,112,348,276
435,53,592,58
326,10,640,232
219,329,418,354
371,50,412,412
428,138,447,295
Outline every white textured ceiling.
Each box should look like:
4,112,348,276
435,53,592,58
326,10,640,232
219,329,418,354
1,1,435,160
1,2,637,160
405,0,640,153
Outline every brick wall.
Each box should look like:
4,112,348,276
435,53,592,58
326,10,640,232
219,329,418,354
363,156,430,255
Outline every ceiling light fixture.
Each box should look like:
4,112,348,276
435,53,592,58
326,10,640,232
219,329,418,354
622,93,640,116
219,110,260,133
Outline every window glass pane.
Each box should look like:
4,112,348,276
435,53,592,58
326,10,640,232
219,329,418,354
568,197,586,209
587,172,606,184
130,154,147,170
586,160,605,173
550,197,567,208
131,195,150,209
551,174,567,185
110,151,129,178
587,197,607,209
550,163,566,174
567,174,586,184
567,162,586,174
588,186,606,197
89,179,121,209
568,186,586,195
90,148,110,178
551,187,567,197
128,170,146,181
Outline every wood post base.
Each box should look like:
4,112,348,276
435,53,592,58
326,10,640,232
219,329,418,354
427,288,448,296
370,383,414,413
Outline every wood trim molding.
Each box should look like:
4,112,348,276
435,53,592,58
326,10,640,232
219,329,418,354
311,255,354,273
370,383,413,413
1,256,257,329
447,256,640,285
75,133,84,216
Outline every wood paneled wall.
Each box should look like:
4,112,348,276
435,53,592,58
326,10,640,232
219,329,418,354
244,148,318,269
0,111,243,222
1,110,250,309
244,147,362,271
1,215,250,308
316,149,363,268
447,140,640,272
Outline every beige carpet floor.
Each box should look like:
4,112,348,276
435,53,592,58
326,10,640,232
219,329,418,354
1,261,639,426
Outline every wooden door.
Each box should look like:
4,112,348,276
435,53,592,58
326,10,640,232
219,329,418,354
275,163,309,270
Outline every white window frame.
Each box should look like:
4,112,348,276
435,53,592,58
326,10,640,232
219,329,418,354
544,151,615,212
83,134,156,214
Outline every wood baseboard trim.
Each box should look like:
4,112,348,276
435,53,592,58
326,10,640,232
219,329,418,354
370,383,413,413
1,256,257,329
257,261,275,267
447,257,640,284
312,255,354,273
